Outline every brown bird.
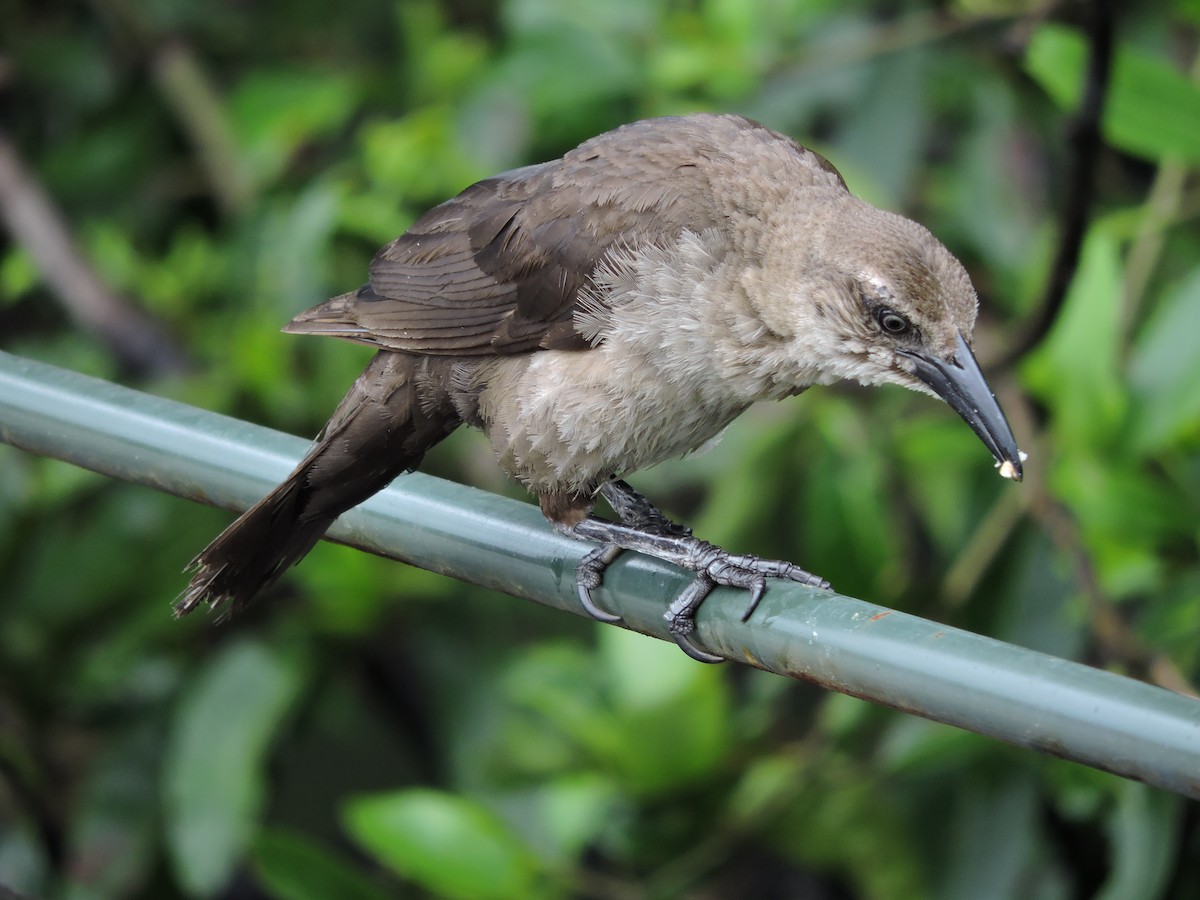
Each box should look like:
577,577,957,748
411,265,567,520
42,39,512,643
178,113,1023,662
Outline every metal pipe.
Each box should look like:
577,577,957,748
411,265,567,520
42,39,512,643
2,349,1198,797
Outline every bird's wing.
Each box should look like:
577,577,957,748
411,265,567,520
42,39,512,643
284,160,711,356
283,115,846,356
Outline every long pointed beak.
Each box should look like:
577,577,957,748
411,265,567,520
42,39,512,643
900,332,1024,482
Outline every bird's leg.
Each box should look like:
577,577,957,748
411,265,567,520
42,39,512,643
564,513,831,663
600,479,692,537
572,479,694,625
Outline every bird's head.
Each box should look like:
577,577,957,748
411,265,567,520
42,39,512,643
752,194,1025,481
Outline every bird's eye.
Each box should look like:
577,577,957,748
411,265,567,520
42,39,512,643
877,308,910,335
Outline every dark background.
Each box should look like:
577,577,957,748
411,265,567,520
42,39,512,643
2,0,1199,897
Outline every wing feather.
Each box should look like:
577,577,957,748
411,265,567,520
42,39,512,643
284,114,847,356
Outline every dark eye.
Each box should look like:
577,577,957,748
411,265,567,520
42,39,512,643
877,308,910,335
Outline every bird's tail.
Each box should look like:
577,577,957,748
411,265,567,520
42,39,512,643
176,351,461,616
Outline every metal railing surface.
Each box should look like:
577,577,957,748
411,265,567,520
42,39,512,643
2,349,1198,798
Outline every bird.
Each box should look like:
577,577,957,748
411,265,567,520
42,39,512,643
177,113,1023,662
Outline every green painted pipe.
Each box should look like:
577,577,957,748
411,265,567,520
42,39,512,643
1,349,1198,797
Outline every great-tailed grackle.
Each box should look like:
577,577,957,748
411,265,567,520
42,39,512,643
178,113,1024,662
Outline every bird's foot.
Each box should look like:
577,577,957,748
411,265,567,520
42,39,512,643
566,517,831,663
574,543,624,623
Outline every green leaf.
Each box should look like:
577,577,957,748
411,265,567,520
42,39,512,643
937,775,1047,900
359,107,485,202
1128,265,1200,452
229,69,360,187
498,643,623,774
251,179,344,315
251,827,394,900
1096,783,1182,900
342,789,541,900
804,398,906,599
531,774,620,862
599,628,732,795
63,724,161,900
0,247,38,302
163,639,308,897
482,774,621,868
767,752,927,899
835,47,930,209
1022,229,1127,448
1049,453,1176,596
396,1,490,104
1025,25,1200,163
726,753,806,827
496,635,732,796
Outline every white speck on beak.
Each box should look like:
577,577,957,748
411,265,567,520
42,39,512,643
996,450,1028,481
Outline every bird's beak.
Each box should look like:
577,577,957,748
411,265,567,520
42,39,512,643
900,332,1024,482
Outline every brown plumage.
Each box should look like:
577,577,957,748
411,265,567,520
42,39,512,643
180,113,1022,659
180,352,459,612
283,115,844,356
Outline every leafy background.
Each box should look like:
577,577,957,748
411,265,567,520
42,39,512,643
2,0,1200,897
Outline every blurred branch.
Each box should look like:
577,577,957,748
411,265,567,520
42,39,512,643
0,702,64,870
996,0,1114,368
941,380,1037,604
150,41,253,217
1027,478,1197,697
90,0,252,217
941,485,1030,606
1120,48,1200,340
768,8,1013,89
0,132,189,377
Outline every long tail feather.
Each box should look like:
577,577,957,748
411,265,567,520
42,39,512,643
177,352,460,616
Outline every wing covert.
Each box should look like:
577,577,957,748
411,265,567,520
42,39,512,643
283,114,847,355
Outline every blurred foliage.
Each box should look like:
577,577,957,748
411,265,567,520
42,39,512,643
2,0,1200,897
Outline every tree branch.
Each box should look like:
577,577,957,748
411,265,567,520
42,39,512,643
0,131,189,377
998,0,1114,367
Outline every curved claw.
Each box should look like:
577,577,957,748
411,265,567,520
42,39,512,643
575,544,624,623
672,630,727,664
577,582,622,623
663,574,727,663
739,580,768,623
